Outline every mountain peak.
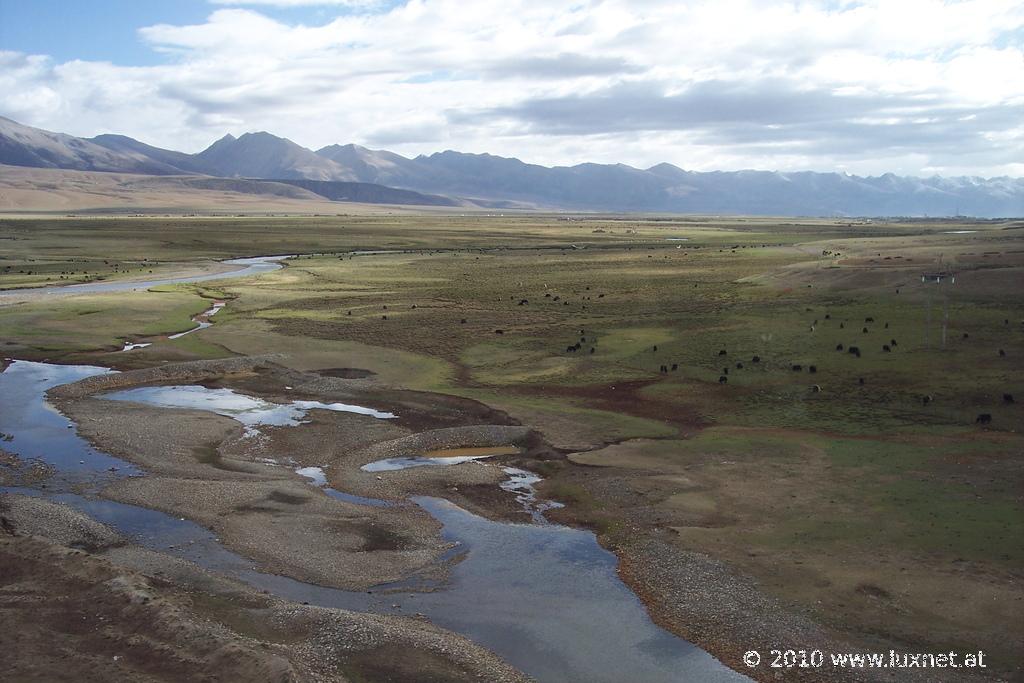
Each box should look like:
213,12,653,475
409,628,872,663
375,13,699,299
0,115,1020,216
318,142,364,154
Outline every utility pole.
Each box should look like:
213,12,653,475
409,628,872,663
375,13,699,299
921,257,955,349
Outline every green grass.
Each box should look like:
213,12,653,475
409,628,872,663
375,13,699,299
2,216,1021,535
0,290,212,354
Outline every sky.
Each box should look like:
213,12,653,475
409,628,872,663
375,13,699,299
1,0,1022,177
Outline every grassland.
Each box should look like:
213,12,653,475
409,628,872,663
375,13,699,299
1,213,1021,678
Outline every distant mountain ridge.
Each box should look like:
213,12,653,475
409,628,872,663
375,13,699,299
1,115,1021,217
270,178,459,207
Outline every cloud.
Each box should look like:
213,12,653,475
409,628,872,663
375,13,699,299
1,0,1022,177
210,0,383,6
463,78,1024,162
482,54,645,80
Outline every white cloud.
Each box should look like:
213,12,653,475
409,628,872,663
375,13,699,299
210,0,382,6
2,0,1022,176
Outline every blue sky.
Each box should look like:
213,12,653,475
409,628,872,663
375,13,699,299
1,0,1022,177
0,1,389,65
1,1,210,65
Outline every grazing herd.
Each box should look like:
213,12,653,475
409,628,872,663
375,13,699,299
604,309,1014,428
358,257,1015,430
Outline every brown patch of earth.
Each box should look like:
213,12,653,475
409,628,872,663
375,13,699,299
317,367,377,379
515,378,706,435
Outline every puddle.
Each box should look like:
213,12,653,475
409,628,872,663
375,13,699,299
944,230,977,234
295,465,328,486
361,446,519,472
295,466,392,508
0,360,748,683
665,237,690,241
102,385,396,435
168,301,225,339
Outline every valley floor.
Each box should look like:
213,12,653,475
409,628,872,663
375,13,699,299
1,214,1021,682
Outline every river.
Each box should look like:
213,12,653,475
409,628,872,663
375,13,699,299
0,360,748,682
0,255,292,298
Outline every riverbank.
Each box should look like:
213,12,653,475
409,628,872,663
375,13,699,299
0,494,531,682
9,356,749,682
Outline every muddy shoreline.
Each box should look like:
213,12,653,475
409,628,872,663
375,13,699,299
45,356,574,590
0,494,531,682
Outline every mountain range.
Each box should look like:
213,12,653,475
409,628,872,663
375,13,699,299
1,116,1021,217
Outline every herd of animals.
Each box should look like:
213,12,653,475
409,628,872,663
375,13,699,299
326,246,1016,429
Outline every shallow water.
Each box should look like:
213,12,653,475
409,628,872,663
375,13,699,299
102,384,397,434
363,453,499,471
168,301,225,339
362,445,520,472
0,360,748,683
0,255,292,298
0,361,134,479
499,466,565,523
295,466,391,508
